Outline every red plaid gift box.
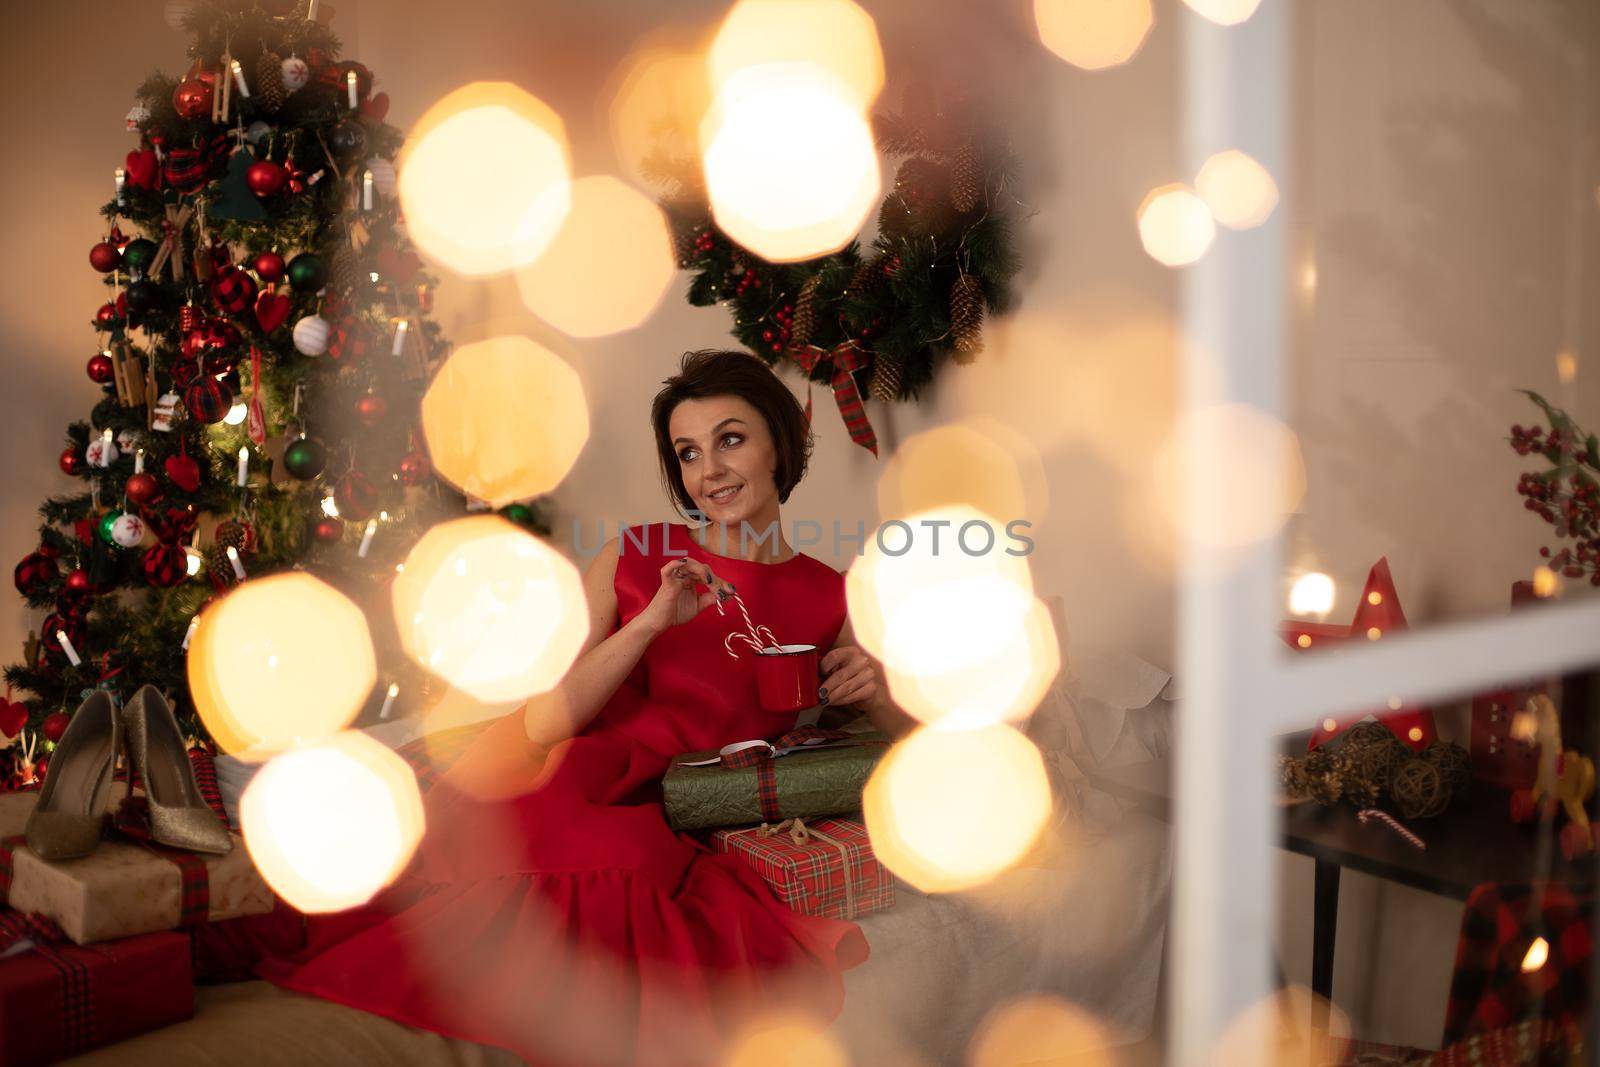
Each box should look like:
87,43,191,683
710,816,894,921
0,927,192,1065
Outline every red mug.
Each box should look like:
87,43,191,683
755,643,821,713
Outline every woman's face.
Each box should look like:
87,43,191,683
668,395,778,525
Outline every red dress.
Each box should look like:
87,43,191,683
258,522,868,1066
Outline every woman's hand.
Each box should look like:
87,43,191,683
635,558,735,637
818,645,880,710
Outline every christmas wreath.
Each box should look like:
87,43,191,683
652,90,1023,456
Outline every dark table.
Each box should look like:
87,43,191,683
1085,751,1597,1009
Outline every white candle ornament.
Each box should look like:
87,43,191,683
347,70,358,109
305,0,317,23
391,319,408,356
358,519,378,558
183,616,200,650
134,448,145,475
230,59,250,98
114,167,126,207
56,631,82,667
362,170,374,211
226,545,246,580
237,446,249,487
378,683,399,720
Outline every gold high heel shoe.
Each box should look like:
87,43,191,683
24,690,120,861
123,686,231,855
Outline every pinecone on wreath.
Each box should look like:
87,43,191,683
256,52,287,114
869,352,904,403
790,277,820,347
950,140,981,213
950,274,986,363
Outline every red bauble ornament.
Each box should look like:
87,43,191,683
125,471,161,507
246,160,287,197
41,713,69,744
172,77,213,120
398,451,431,486
334,471,377,522
63,569,91,595
313,517,344,544
95,303,118,326
33,758,47,782
89,242,121,273
59,448,84,476
178,304,202,332
86,353,115,384
355,393,388,426
252,251,286,282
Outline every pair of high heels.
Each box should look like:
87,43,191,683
24,685,232,861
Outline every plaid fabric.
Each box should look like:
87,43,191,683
1443,882,1593,1048
755,762,780,821
710,816,894,921
187,748,229,831
718,729,864,822
1423,1019,1579,1066
0,909,65,953
184,376,234,424
0,834,23,901
791,342,878,456
328,318,371,361
35,940,96,1054
110,799,212,927
210,267,258,315
163,133,228,193
393,721,494,793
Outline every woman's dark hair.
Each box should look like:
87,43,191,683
651,349,813,518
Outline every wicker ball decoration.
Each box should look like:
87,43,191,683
1342,721,1398,751
1348,735,1406,792
1421,741,1471,795
1390,757,1450,820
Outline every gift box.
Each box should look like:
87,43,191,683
0,792,273,946
0,928,192,1065
709,817,894,920
663,730,889,831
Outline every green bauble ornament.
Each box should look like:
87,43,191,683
287,253,327,293
97,509,122,546
282,436,327,480
502,503,533,525
121,238,159,273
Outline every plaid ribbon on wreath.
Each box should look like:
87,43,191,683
790,341,878,456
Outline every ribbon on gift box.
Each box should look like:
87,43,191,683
676,727,872,822
0,835,98,1056
730,817,859,919
108,798,212,927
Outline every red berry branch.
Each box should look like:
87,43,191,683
1510,390,1600,585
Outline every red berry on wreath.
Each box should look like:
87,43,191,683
89,242,121,273
41,713,69,744
59,448,85,477
246,160,287,197
86,353,115,384
252,250,286,282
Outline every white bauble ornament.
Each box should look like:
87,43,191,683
85,436,120,468
364,158,397,199
280,56,311,93
246,121,274,145
111,513,147,549
115,429,139,453
163,0,196,32
293,315,332,356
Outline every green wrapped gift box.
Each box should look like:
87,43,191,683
663,733,890,831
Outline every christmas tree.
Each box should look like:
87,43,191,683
4,0,548,778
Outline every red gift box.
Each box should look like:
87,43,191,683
0,929,192,1065
710,816,894,921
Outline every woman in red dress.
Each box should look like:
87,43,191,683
260,350,911,1066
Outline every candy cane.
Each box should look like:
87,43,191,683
716,592,780,659
1357,809,1425,851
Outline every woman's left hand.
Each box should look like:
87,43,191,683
818,645,880,709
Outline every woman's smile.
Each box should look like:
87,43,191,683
706,484,743,506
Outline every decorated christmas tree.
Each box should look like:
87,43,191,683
4,0,548,779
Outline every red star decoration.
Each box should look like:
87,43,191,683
1280,557,1439,752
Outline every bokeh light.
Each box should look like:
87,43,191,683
1558,349,1579,384
1182,0,1265,27
514,175,675,337
1208,986,1350,1067
1288,572,1334,616
723,1014,849,1067
865,724,1051,892
1523,936,1550,972
187,572,375,759
1152,403,1306,550
1034,0,1154,71
876,419,1050,534
1195,149,1279,230
606,37,712,189
708,0,884,109
398,82,572,277
1533,564,1561,599
1137,183,1216,267
700,63,880,262
241,731,424,913
969,994,1113,1067
420,335,589,507
393,516,589,703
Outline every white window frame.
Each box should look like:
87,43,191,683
1170,5,1600,1061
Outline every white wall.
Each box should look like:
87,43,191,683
2,0,1595,1054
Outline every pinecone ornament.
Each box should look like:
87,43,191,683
256,52,287,114
950,140,981,213
790,277,820,346
869,352,904,403
949,274,986,363
205,546,237,587
672,226,699,268
329,248,362,297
